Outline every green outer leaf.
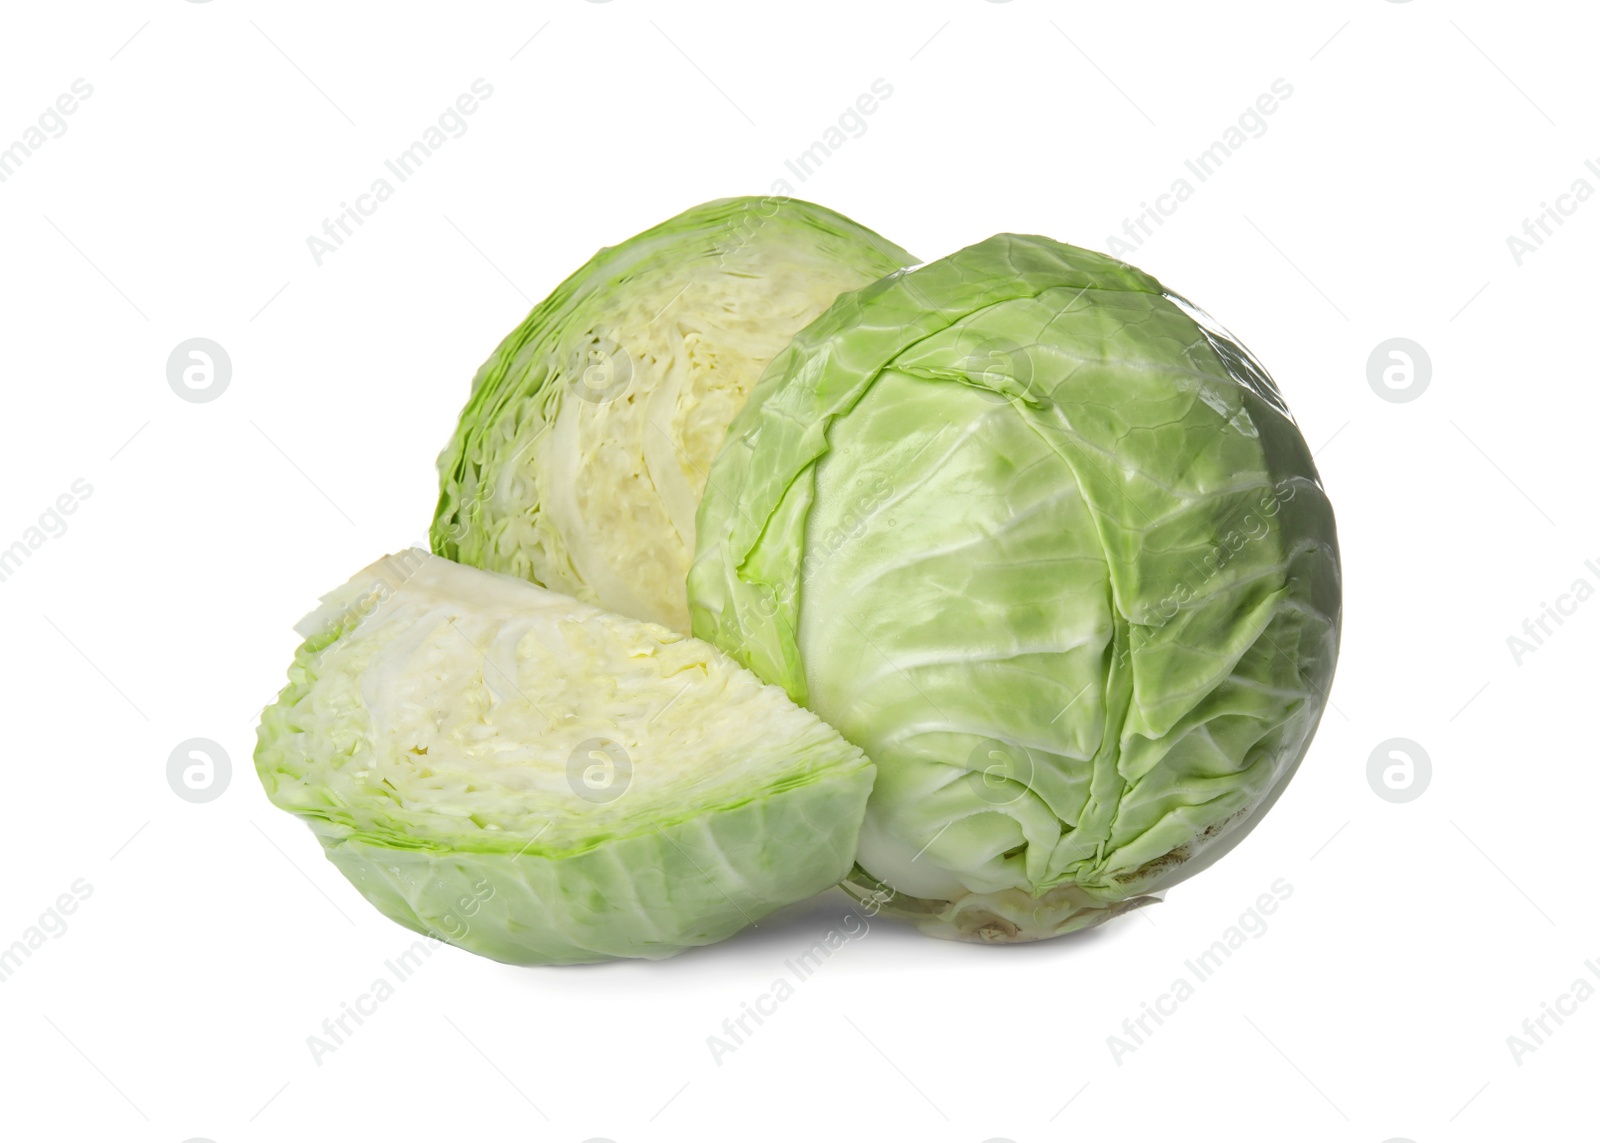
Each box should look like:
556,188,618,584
431,196,914,633
313,771,873,965
688,234,1341,942
255,551,875,965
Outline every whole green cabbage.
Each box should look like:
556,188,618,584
689,234,1341,942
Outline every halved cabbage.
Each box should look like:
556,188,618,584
432,196,915,633
254,550,875,965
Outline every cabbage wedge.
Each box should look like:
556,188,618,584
255,550,875,965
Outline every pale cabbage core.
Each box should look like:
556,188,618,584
266,551,867,853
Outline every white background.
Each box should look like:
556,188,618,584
1,2,1594,1141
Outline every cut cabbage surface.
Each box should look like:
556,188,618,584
255,550,875,965
432,197,915,633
